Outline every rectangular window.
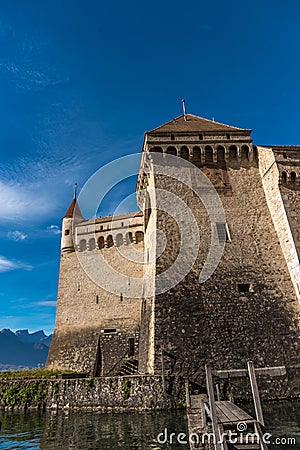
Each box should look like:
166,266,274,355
103,328,117,334
64,229,70,235
216,223,231,242
128,338,135,357
237,283,251,293
96,295,99,304
100,225,103,231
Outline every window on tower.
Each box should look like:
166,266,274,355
216,223,231,242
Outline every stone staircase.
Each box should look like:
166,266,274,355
117,358,139,376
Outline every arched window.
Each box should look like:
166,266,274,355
79,239,86,252
115,233,123,247
106,235,114,248
166,146,177,156
241,145,249,161
125,232,133,245
217,146,225,163
150,146,163,153
205,146,213,163
229,145,238,162
98,236,105,249
89,238,96,250
193,146,201,166
281,171,287,184
180,146,189,160
291,172,296,185
135,231,144,243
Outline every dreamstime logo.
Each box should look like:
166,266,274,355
73,152,226,298
237,421,248,432
156,427,297,447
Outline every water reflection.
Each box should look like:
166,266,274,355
0,401,298,449
0,410,189,449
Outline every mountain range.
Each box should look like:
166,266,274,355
0,329,52,370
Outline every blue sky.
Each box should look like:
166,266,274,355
0,0,299,334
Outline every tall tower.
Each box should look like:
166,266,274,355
61,187,84,253
137,113,300,379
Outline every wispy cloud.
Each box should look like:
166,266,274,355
0,256,32,272
0,180,58,222
35,300,57,307
7,230,27,241
0,22,70,94
46,225,61,235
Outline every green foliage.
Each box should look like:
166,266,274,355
0,382,48,407
85,379,94,388
52,382,59,398
178,384,186,408
123,378,131,400
0,368,80,380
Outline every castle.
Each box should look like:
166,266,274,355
47,113,300,381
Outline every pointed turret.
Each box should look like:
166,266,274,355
61,185,84,253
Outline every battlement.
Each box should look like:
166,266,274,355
74,212,144,252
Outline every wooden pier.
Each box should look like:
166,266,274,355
186,362,284,450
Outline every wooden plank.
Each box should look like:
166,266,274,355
254,421,268,450
161,349,166,393
247,361,265,426
216,401,241,423
200,397,207,428
220,401,253,422
213,365,286,379
218,424,228,450
190,395,202,409
215,403,232,424
185,380,191,409
206,365,223,450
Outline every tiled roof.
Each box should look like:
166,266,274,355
64,198,84,219
147,114,248,134
261,145,300,150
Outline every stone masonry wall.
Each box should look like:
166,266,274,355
47,242,144,376
257,146,300,303
0,376,184,411
145,160,300,382
0,371,298,411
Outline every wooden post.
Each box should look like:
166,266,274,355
216,383,221,402
247,361,265,426
205,365,223,450
200,397,207,428
161,348,166,393
185,380,191,408
254,422,268,450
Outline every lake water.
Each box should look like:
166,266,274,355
0,401,298,449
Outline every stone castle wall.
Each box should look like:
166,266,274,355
140,155,300,381
258,146,300,303
47,240,144,376
48,116,300,386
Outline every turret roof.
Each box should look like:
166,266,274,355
147,114,250,134
64,197,84,220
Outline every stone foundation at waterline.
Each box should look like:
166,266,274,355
0,369,299,411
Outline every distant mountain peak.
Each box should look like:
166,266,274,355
0,328,52,370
